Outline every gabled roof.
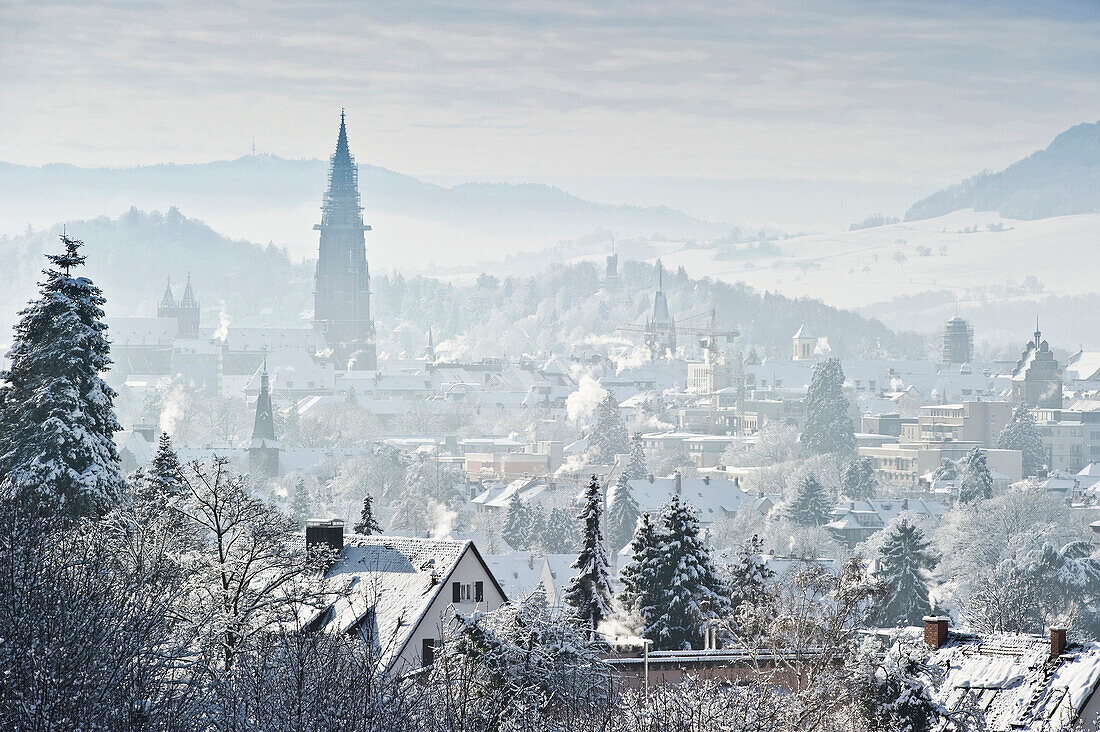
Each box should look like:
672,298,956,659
611,476,748,522
302,535,506,671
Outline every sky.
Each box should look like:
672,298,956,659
1,0,1098,189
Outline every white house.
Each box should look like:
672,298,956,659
301,526,508,674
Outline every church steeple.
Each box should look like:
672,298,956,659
424,326,437,362
312,110,376,370
248,358,279,478
180,273,199,309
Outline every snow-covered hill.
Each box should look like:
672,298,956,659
650,209,1100,311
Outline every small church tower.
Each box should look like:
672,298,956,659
792,325,816,361
157,275,201,337
248,361,280,478
645,260,676,357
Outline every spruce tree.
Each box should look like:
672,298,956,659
875,517,935,626
503,492,533,550
586,393,629,464
842,456,877,501
619,512,659,614
541,507,580,553
563,476,615,633
606,472,640,551
290,478,310,527
140,432,183,504
800,357,855,455
0,234,124,518
782,474,834,526
625,434,648,480
647,495,731,650
354,494,381,535
959,447,993,503
998,404,1045,477
527,501,547,550
727,534,775,613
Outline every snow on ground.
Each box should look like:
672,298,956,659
649,210,1100,310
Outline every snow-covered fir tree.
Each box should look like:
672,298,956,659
503,492,533,550
541,507,580,553
726,534,775,614
625,434,648,480
563,475,615,633
646,495,731,650
139,432,183,504
528,501,547,549
353,494,381,535
781,474,834,526
585,393,629,464
959,446,993,503
290,477,310,526
841,456,877,501
800,357,855,454
0,234,125,518
606,472,640,551
998,404,1045,477
874,517,935,626
619,512,658,613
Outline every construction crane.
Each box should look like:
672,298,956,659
617,309,741,431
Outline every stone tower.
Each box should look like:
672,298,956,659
940,315,974,366
157,275,200,337
248,361,280,478
1011,323,1063,409
313,110,376,370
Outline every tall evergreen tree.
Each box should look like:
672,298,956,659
586,393,629,464
646,496,731,650
619,512,659,614
503,492,533,550
625,434,648,480
782,474,834,526
563,476,615,633
800,357,855,455
841,456,877,501
140,432,183,504
875,517,935,626
959,447,993,503
727,534,775,613
528,501,547,550
353,494,381,535
998,404,1045,477
0,234,124,517
290,478,310,527
606,472,640,551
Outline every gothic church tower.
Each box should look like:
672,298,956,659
313,110,376,369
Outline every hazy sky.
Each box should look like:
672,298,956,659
2,0,1098,185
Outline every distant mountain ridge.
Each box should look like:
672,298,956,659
905,121,1100,221
0,155,726,245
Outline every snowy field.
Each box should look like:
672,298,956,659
646,210,1100,310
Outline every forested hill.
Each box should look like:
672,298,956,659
0,209,925,361
372,262,926,361
905,121,1100,221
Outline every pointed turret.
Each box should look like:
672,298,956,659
424,326,437,362
645,259,676,357
180,273,199,308
248,359,279,478
174,273,200,336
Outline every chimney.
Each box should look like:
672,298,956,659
703,475,710,485
306,518,345,565
674,471,682,495
1049,627,1067,658
923,616,949,649
902,498,909,510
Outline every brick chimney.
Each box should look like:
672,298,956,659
923,616,949,649
1049,627,1067,658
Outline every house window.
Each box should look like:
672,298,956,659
452,581,482,603
422,638,436,667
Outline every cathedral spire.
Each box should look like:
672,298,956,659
180,272,199,309
251,359,277,446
